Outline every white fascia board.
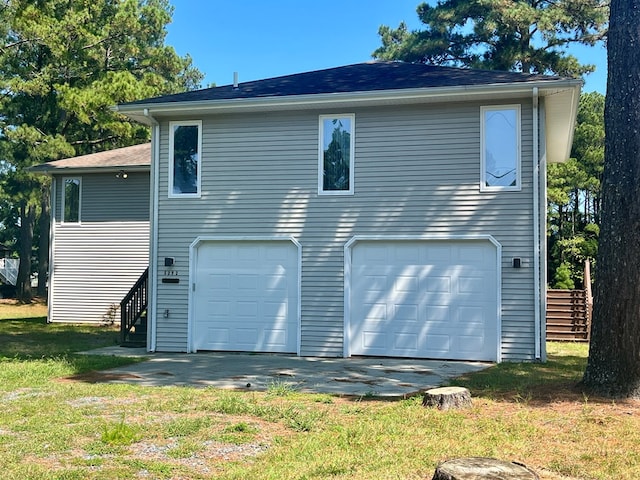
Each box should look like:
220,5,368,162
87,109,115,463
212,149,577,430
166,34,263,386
115,79,583,124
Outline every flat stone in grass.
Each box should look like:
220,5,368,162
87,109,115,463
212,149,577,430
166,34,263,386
422,386,472,410
431,457,540,479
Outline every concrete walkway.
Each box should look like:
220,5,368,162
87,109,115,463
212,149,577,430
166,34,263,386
82,346,491,398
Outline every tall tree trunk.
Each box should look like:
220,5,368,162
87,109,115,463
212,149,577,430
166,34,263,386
37,185,50,298
573,188,579,234
558,204,564,239
582,0,640,397
16,203,35,304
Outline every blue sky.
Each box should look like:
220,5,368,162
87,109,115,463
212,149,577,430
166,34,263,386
165,1,607,94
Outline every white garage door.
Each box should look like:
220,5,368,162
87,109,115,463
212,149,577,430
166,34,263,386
349,240,498,361
193,240,299,353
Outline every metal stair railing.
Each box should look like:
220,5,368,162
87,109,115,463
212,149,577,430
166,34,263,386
120,267,149,344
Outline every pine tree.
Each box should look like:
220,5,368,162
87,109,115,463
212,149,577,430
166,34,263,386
374,0,608,76
0,0,203,301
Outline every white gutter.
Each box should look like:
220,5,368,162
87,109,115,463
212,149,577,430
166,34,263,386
532,87,542,360
144,108,160,352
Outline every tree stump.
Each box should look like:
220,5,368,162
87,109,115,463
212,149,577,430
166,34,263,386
423,386,472,410
431,457,539,480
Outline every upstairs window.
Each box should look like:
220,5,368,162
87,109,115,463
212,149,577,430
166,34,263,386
319,114,355,195
62,177,81,223
481,105,521,191
169,120,202,197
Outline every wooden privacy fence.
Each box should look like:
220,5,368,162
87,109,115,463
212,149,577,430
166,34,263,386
546,289,592,342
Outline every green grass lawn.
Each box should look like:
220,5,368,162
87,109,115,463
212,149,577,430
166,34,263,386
1,302,638,480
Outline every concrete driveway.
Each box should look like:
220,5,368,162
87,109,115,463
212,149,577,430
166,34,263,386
81,347,491,398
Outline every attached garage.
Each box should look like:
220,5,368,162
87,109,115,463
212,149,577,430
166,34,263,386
190,238,300,353
346,237,500,361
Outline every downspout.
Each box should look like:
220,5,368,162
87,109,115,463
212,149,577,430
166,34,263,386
538,99,549,362
532,88,542,360
144,108,160,352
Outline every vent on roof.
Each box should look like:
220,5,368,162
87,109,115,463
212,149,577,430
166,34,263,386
233,72,239,90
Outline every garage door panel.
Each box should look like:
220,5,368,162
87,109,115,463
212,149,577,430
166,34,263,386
206,328,230,346
425,305,450,323
459,335,485,353
237,301,258,318
210,300,230,316
394,304,418,322
236,274,258,291
425,276,451,293
362,303,387,320
458,305,485,324
193,241,298,353
235,328,259,349
350,240,498,361
424,334,451,353
458,275,485,294
394,332,418,350
363,331,386,351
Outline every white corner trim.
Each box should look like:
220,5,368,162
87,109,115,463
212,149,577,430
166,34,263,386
149,120,160,352
47,179,57,323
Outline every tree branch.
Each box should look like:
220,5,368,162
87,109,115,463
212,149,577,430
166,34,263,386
1,37,41,53
69,136,118,146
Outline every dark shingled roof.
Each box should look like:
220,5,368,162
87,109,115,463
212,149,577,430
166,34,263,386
30,143,150,173
121,61,564,106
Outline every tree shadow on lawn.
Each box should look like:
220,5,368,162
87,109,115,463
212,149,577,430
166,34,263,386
449,353,619,406
0,316,121,359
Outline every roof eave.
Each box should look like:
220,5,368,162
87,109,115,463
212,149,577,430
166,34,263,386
114,79,583,125
543,83,582,163
29,165,150,176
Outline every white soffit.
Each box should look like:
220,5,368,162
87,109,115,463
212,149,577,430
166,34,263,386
541,85,582,163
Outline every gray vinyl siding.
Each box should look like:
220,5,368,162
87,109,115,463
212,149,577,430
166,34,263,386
49,172,150,323
153,100,537,360
54,172,149,222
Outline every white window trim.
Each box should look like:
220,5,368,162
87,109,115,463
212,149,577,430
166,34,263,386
61,176,81,224
168,120,202,198
318,114,355,196
480,104,522,192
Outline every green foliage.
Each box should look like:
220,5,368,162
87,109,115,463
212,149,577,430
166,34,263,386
165,416,211,437
101,416,140,446
0,0,203,300
553,262,575,289
548,93,604,287
266,380,298,397
373,0,608,76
